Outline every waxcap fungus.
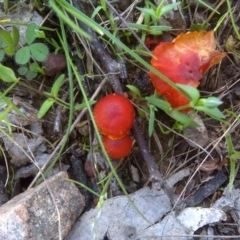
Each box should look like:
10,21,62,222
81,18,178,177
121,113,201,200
102,134,132,159
93,94,134,139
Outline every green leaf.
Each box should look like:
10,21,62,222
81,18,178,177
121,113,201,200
26,23,39,44
129,23,149,31
146,96,172,113
129,23,171,36
0,50,5,61
126,85,142,98
74,100,96,111
29,62,44,74
148,25,172,35
136,7,157,19
148,105,156,136
15,46,30,64
0,37,7,48
18,66,28,75
91,5,103,19
0,63,18,82
158,122,171,134
190,23,208,32
146,95,198,127
196,97,223,108
12,26,20,46
4,45,15,56
160,2,180,17
51,74,65,98
0,30,13,45
38,98,55,118
194,106,225,120
50,38,61,51
29,62,39,71
168,110,199,127
29,43,48,62
214,12,228,32
155,0,166,17
26,70,38,80
149,25,172,32
177,84,200,105
35,30,46,39
148,30,163,35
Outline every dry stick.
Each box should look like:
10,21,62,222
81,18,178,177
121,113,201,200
73,0,180,207
132,123,177,198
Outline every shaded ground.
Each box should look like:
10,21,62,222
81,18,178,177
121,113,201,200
0,0,240,239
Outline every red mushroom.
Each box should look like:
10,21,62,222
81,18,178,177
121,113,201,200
93,94,134,139
102,134,132,159
149,31,227,109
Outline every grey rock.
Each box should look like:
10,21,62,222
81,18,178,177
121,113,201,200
65,186,172,240
2,133,46,167
14,154,70,180
0,171,85,240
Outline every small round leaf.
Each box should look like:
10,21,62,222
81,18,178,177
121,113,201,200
18,66,28,75
29,62,39,71
29,43,48,62
26,70,37,80
26,23,39,45
15,47,30,65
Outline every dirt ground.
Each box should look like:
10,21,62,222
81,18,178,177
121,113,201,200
0,0,240,239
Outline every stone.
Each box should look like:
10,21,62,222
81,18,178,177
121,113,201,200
0,171,85,240
43,53,67,76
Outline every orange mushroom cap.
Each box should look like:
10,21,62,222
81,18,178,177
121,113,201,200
102,134,132,159
93,94,134,139
149,31,227,109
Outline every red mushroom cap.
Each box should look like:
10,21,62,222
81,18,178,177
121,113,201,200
93,94,134,139
149,31,227,109
102,134,132,159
